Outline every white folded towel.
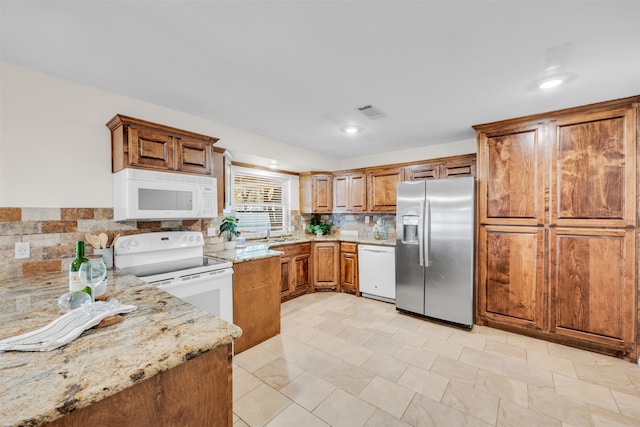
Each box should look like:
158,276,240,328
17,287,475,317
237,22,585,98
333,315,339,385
0,300,137,352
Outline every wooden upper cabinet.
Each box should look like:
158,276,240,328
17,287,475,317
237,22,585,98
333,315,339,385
313,175,333,213
128,126,175,170
300,173,333,214
350,173,367,211
367,167,404,213
212,147,231,214
550,108,636,227
441,155,476,178
476,124,545,225
333,175,348,211
404,162,439,181
333,172,366,212
177,137,213,175
404,154,476,181
107,114,219,176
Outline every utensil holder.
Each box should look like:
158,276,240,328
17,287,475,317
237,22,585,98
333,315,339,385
93,248,113,268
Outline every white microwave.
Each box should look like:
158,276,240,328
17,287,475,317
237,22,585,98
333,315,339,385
113,169,217,221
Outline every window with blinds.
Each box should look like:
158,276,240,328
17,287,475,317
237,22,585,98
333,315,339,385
231,166,291,238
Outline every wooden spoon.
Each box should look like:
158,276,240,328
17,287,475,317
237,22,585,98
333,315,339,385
110,233,121,248
85,233,100,248
98,233,109,249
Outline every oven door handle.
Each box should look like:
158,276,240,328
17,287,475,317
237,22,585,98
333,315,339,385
154,268,233,291
177,268,233,282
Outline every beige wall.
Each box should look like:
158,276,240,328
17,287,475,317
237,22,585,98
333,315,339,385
1,62,476,208
338,138,476,171
0,63,329,208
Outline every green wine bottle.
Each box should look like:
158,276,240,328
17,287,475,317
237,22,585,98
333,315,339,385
69,241,89,292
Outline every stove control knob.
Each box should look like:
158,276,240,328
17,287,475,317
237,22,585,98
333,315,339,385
189,236,194,241
196,235,202,241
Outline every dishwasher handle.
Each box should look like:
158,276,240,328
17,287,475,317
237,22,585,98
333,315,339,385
361,248,393,254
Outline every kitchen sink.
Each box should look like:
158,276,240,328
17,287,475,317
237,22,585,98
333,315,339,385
247,237,303,247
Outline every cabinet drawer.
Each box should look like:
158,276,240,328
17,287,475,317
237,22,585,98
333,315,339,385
271,242,311,257
340,242,358,253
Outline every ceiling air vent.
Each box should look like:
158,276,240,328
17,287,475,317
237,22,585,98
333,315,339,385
357,104,387,120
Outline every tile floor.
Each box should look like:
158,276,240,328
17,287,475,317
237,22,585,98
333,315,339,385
232,292,640,427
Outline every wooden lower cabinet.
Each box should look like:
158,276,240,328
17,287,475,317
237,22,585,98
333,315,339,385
272,243,312,302
550,228,636,355
478,225,637,359
232,257,281,354
48,343,233,427
313,242,340,291
477,225,545,330
340,242,359,295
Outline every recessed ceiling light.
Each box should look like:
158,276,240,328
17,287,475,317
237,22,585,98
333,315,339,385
538,78,564,89
268,161,279,169
340,125,363,135
527,73,576,91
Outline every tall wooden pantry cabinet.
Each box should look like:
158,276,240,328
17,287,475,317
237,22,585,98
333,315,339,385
474,95,640,361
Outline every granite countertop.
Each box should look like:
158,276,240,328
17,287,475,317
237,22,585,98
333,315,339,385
0,270,242,427
206,234,395,263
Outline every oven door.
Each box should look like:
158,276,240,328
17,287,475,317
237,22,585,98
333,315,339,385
154,268,233,323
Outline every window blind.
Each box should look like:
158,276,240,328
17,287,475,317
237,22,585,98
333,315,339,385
231,166,290,238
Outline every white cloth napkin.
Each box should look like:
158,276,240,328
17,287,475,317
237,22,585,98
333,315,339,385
0,300,137,352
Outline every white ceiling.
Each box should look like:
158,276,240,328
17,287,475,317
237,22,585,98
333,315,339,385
2,1,639,160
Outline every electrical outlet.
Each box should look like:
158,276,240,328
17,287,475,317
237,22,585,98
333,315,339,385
364,216,370,224
15,242,30,259
207,227,218,237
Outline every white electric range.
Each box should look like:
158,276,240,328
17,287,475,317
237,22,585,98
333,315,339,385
114,231,233,323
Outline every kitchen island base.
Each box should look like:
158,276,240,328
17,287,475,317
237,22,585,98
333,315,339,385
46,343,233,427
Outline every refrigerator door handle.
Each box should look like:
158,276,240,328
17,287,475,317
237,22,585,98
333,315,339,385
424,200,430,267
418,200,425,267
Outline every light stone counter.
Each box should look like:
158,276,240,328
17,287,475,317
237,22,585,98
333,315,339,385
0,270,241,427
205,234,395,262
207,246,284,263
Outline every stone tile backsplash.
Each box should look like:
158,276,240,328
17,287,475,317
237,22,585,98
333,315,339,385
0,207,219,282
0,207,395,282
299,213,397,241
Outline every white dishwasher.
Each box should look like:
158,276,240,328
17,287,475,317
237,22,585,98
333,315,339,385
358,244,396,302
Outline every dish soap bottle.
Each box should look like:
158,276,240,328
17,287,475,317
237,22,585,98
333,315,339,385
373,218,382,240
69,241,89,292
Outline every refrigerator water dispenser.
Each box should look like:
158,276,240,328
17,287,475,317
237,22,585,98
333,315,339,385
401,215,419,244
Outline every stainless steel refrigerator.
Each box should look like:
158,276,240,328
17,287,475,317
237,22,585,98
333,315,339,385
395,177,475,328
